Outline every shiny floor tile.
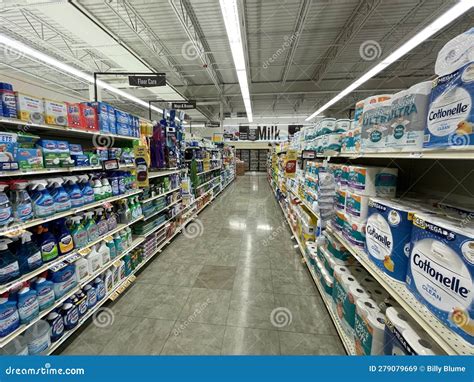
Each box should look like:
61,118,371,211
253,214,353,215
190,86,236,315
221,327,280,355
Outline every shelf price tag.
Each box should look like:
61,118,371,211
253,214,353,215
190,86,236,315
102,159,119,171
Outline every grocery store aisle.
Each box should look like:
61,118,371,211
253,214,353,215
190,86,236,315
60,175,343,355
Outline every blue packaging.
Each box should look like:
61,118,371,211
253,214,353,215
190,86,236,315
60,302,79,331
107,105,116,135
0,83,17,118
94,277,106,301
75,291,88,318
88,102,110,134
424,62,474,148
83,284,97,309
32,278,55,311
115,109,129,136
46,311,64,342
406,213,474,345
71,154,89,167
68,144,83,155
49,263,77,299
365,198,416,282
17,286,39,325
0,297,20,337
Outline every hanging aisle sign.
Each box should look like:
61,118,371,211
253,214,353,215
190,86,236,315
171,101,196,109
129,74,166,87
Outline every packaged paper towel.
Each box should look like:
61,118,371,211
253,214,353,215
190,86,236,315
343,213,366,247
335,119,351,132
348,165,398,197
355,298,385,355
335,188,346,211
361,98,392,152
345,191,370,222
424,61,474,149
332,266,355,307
435,28,474,76
366,198,418,282
354,99,365,127
343,283,371,328
318,118,336,136
384,306,442,355
387,81,431,151
406,213,474,344
320,133,342,153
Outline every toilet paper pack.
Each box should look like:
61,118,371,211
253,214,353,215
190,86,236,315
348,165,398,197
343,283,370,328
355,298,385,355
424,61,474,149
406,213,474,344
366,198,417,282
435,28,474,77
387,82,431,151
361,99,392,152
345,191,370,222
318,118,336,136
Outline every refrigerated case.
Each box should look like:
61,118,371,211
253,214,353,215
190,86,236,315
236,149,268,172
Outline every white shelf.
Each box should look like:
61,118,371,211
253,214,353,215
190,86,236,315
0,189,143,236
196,167,221,176
195,176,220,190
143,198,182,221
0,117,139,141
148,169,180,179
0,163,134,178
316,149,474,160
140,187,181,204
325,223,473,355
0,236,145,348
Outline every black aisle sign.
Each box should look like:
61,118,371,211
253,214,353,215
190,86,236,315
129,74,166,87
239,125,249,140
206,121,220,128
171,101,196,110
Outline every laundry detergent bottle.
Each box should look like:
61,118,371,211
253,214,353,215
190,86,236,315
84,212,99,242
36,224,59,263
47,178,71,213
0,182,13,227
52,218,74,256
17,231,43,274
10,180,33,222
0,239,20,284
29,180,55,218
64,176,84,208
69,216,88,248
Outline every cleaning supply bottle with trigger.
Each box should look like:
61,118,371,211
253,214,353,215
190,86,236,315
69,216,88,248
0,239,20,284
0,182,13,227
51,218,74,256
63,176,84,208
10,180,32,222
29,180,54,218
78,175,94,204
105,206,117,230
95,208,108,237
84,212,99,243
35,224,59,263
47,178,71,213
17,231,42,274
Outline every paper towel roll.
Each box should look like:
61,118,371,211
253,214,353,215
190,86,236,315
403,328,440,355
332,271,360,320
344,283,370,328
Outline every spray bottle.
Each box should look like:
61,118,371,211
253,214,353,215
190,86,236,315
17,231,42,274
77,175,94,204
29,180,55,218
63,176,84,208
35,224,59,263
16,282,39,325
83,212,99,243
47,178,71,213
101,178,112,199
0,182,13,227
97,241,110,265
51,218,74,256
105,206,117,231
113,232,123,255
69,216,88,248
0,239,20,284
10,180,33,223
95,208,108,237
105,237,116,260
134,196,143,217
92,177,104,201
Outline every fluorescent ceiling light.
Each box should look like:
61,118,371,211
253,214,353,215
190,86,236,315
219,0,253,123
305,0,474,121
0,33,165,116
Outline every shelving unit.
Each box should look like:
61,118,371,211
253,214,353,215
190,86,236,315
0,163,135,178
148,169,181,179
143,198,182,221
140,187,181,204
316,149,474,160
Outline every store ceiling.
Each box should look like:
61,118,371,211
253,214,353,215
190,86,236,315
0,0,473,123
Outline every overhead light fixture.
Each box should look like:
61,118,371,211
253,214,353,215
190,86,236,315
305,0,474,121
219,0,253,123
0,33,165,116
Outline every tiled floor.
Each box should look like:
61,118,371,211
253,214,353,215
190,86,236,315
59,174,344,355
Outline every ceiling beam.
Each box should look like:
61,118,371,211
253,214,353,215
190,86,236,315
281,0,311,85
311,0,381,84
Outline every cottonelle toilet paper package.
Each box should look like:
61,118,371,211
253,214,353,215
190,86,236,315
366,198,418,282
406,213,474,344
435,28,474,77
348,165,398,197
355,298,386,355
387,81,431,151
424,61,474,149
384,306,442,355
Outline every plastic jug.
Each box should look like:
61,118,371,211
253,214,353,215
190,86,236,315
24,320,50,355
0,295,20,337
0,239,20,284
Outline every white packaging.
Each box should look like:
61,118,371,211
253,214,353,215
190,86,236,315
355,298,385,355
24,320,50,355
361,98,392,152
335,119,351,132
348,165,398,197
43,99,67,126
435,28,474,76
321,133,342,153
15,92,44,124
345,191,370,222
343,283,370,328
387,82,431,151
318,118,336,136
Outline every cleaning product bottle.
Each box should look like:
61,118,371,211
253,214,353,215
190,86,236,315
75,256,89,282
60,302,79,331
83,284,97,309
135,196,143,217
0,239,20,284
74,291,88,318
105,237,116,260
32,277,54,311
113,232,123,255
10,180,33,222
104,269,113,293
0,182,13,227
93,178,104,201
46,312,64,343
87,245,103,274
17,283,39,325
47,178,71,213
119,229,128,250
101,178,112,199
63,176,84,208
128,197,137,220
110,175,119,196
24,320,50,355
17,231,42,275
95,208,108,237
52,218,74,256
0,293,20,337
29,180,55,218
105,206,117,230
93,277,106,301
36,224,59,263
97,241,111,265
125,227,133,247
69,216,88,248
78,175,94,204
49,263,77,299
83,212,99,243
